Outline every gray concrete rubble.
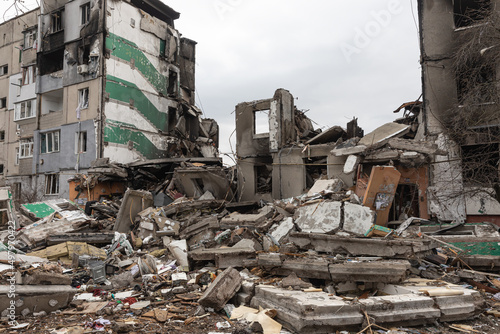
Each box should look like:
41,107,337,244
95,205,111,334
198,266,242,311
251,281,483,333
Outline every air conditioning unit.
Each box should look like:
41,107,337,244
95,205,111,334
77,65,89,75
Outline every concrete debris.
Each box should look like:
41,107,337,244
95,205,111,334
0,2,499,330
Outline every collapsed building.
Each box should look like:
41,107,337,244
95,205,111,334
0,0,219,203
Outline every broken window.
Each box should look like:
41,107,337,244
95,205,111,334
22,65,35,86
167,107,177,134
462,143,499,185
0,131,4,141
255,164,272,194
167,70,178,96
75,131,87,153
254,110,270,136
304,156,328,190
78,88,89,109
19,138,34,158
39,49,64,75
78,44,90,65
51,10,63,33
45,174,59,195
40,131,60,154
15,148,19,165
14,99,36,120
456,61,496,104
23,27,37,49
81,3,90,25
0,164,3,174
0,97,6,109
0,65,7,76
454,0,490,28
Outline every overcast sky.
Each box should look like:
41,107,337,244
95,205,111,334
168,0,422,163
1,0,422,164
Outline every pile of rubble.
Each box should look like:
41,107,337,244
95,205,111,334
2,175,500,334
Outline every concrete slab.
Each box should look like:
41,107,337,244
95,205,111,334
0,285,77,315
251,285,363,333
343,202,375,236
329,261,410,283
269,217,294,244
220,206,273,228
306,179,344,196
199,266,242,311
295,202,341,234
359,294,440,326
289,233,436,258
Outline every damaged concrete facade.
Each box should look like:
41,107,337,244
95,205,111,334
419,0,500,223
0,0,218,202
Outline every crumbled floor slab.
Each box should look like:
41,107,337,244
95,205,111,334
289,232,436,258
220,206,273,227
329,260,410,283
294,202,341,234
250,282,483,334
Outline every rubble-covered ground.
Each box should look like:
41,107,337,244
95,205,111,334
2,163,500,334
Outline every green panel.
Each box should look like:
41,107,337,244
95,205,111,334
449,242,500,256
160,39,166,56
105,75,168,132
22,203,55,218
106,33,167,95
104,122,165,159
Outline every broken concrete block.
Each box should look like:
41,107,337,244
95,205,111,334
220,206,273,228
289,233,436,258
23,272,72,285
329,261,410,283
343,155,360,174
281,272,312,290
114,189,154,233
251,285,363,333
343,202,375,236
168,239,189,271
359,294,440,326
198,267,242,311
269,217,294,244
295,202,341,234
306,179,344,197
0,285,77,315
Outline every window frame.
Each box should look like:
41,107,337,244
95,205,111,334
0,97,6,109
21,65,35,86
19,138,34,158
78,88,89,110
40,131,60,154
14,99,36,121
81,3,91,25
75,131,87,154
0,65,7,76
23,27,37,50
0,131,5,141
51,10,64,33
45,174,59,195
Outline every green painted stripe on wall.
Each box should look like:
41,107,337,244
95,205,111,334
105,75,168,132
104,122,164,159
106,32,167,95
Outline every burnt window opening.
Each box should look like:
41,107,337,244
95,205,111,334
167,70,178,96
454,0,490,28
78,44,90,65
456,62,496,104
254,109,270,136
39,49,64,75
461,143,499,186
167,107,177,134
51,9,64,33
304,156,328,190
255,164,272,194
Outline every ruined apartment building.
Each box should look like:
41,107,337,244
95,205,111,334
419,0,500,223
0,0,218,201
0,9,40,200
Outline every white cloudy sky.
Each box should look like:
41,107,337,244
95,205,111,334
168,0,422,162
1,0,422,164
